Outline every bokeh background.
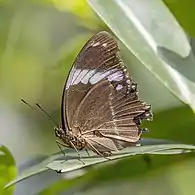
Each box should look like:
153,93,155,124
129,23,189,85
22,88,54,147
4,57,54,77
1,0,195,195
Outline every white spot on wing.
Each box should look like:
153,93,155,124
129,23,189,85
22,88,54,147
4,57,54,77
126,79,131,84
102,43,107,47
73,69,89,85
89,69,117,84
68,68,124,87
108,70,124,81
90,72,108,84
92,42,100,47
66,67,77,89
116,84,123,90
81,69,96,84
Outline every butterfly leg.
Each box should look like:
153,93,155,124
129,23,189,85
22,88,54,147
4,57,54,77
85,148,90,157
56,140,66,156
70,141,85,165
56,140,69,164
86,141,110,160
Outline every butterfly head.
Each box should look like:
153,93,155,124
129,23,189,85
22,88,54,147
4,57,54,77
54,126,86,149
54,126,71,147
54,126,73,143
54,126,65,139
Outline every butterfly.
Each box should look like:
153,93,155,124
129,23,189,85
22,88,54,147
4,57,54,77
54,31,152,160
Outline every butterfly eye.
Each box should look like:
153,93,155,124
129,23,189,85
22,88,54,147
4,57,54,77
54,127,61,137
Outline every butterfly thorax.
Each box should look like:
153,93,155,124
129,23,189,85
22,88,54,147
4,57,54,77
54,127,86,150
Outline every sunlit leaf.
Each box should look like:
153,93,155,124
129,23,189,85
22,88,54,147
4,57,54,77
52,0,93,18
51,0,102,29
0,145,16,194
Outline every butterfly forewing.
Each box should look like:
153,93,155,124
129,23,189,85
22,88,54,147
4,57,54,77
62,32,130,130
60,31,152,155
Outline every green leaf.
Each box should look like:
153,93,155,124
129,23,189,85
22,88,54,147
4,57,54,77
47,144,195,173
51,0,94,19
163,0,195,37
39,150,195,195
146,105,195,145
0,145,17,194
6,139,193,189
38,178,81,195
88,0,195,112
4,152,63,189
50,0,102,30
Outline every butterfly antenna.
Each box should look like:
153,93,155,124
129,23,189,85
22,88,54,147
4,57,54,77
21,99,58,126
21,99,35,110
35,103,58,126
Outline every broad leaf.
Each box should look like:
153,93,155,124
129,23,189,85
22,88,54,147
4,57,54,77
88,0,195,112
0,145,16,194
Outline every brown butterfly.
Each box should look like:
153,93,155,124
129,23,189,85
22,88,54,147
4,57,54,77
54,31,152,161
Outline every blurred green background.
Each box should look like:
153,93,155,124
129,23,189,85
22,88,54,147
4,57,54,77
1,0,195,195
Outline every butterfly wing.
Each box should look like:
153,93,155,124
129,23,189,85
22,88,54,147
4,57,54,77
72,77,152,151
61,31,132,132
61,31,152,153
